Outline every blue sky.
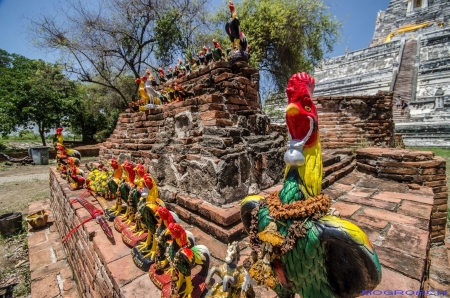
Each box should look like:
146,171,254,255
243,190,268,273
0,0,391,62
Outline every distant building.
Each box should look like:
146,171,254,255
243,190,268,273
302,0,450,147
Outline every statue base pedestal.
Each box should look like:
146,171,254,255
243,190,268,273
67,184,83,191
113,216,133,233
149,265,207,298
228,50,249,63
103,208,119,221
131,246,155,271
121,227,148,247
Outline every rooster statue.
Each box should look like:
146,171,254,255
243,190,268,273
240,73,381,298
163,223,210,298
105,158,122,200
131,180,164,271
54,127,81,176
212,39,224,61
112,160,135,231
226,1,242,50
66,157,85,190
121,164,149,246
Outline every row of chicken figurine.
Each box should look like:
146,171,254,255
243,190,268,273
156,0,250,84
83,158,254,298
54,127,85,190
56,71,382,298
131,0,250,111
133,70,196,110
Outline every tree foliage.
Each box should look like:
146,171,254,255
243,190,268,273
212,0,341,91
0,49,77,146
29,0,210,106
67,82,127,143
263,91,288,124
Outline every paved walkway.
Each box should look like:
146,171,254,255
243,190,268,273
32,165,449,298
0,173,49,185
28,200,78,298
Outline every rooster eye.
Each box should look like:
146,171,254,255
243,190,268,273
304,106,311,112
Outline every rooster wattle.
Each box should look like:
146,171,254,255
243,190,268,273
240,73,381,298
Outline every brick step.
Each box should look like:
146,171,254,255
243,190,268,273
393,40,416,113
322,142,361,149
323,154,341,168
321,124,363,129
27,200,79,298
319,116,361,122
323,155,355,178
170,203,245,243
321,137,369,144
176,194,241,227
321,130,364,137
322,159,357,189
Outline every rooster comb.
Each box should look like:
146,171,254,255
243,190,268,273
228,1,235,11
286,72,315,102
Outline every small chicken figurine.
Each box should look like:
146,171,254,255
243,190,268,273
121,164,149,246
52,127,64,148
66,157,85,190
135,77,150,105
112,160,135,231
131,178,164,271
152,223,210,298
240,73,381,298
212,39,224,61
159,67,167,83
105,158,122,200
152,206,178,268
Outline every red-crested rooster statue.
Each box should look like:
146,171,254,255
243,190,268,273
240,73,382,298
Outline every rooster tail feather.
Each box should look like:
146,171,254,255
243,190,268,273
169,211,180,224
185,230,195,247
192,244,210,276
240,195,264,233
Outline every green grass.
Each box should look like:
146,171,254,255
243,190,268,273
407,147,450,222
0,221,30,297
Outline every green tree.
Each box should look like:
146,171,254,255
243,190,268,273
66,81,127,143
0,49,77,146
0,49,33,135
263,91,287,124
29,0,210,106
211,0,341,91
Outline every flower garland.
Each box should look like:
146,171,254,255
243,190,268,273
266,191,330,220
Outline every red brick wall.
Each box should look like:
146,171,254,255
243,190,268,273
356,147,448,243
49,168,115,298
98,61,287,207
314,92,394,149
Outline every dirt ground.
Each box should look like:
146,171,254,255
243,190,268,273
0,155,98,297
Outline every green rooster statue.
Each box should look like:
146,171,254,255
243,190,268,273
240,72,382,298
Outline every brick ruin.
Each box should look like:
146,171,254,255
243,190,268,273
47,147,449,297
42,59,449,298
310,0,450,147
356,147,448,243
315,92,395,149
99,61,286,242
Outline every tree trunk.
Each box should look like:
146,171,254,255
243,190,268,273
38,124,46,146
81,121,87,143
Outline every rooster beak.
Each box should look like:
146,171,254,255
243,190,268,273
286,103,300,116
164,229,171,236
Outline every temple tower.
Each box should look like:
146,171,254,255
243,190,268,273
311,0,450,147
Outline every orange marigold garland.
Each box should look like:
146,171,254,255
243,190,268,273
266,191,330,220
248,192,331,256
